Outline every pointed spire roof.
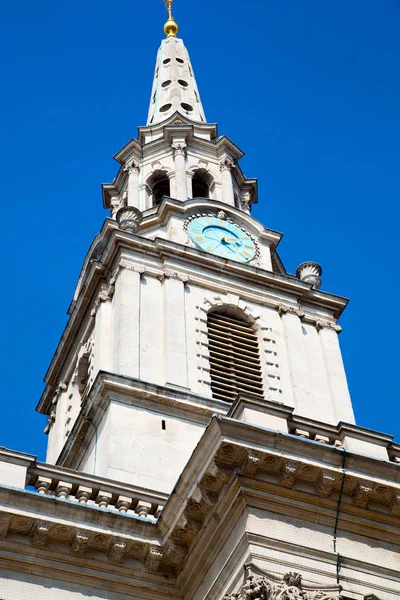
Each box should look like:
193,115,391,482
147,3,206,125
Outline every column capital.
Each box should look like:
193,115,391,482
277,303,305,319
171,142,187,157
219,158,234,172
315,320,342,333
123,160,140,175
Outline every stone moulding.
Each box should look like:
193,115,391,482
213,440,400,516
0,416,399,583
223,564,342,600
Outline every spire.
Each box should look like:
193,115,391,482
146,2,206,125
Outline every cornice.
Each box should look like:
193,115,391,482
137,111,218,144
112,137,142,164
158,416,400,578
0,415,399,589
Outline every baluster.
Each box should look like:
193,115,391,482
35,476,52,495
136,500,152,518
76,486,92,503
115,495,132,513
55,481,72,499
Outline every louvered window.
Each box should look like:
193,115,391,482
207,311,264,402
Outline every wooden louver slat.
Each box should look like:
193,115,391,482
207,312,264,402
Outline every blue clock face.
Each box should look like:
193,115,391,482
187,216,256,263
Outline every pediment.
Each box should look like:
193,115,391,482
141,197,282,250
138,110,218,144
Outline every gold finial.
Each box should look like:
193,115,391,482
163,0,178,38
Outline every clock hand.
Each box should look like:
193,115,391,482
222,237,241,245
204,230,220,241
221,238,235,253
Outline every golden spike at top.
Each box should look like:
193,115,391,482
163,0,178,38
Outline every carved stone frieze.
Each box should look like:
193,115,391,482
280,460,300,488
316,470,338,497
224,568,342,600
171,515,202,544
354,481,374,509
109,537,127,563
31,520,52,547
145,544,163,572
71,529,90,554
185,488,217,520
241,450,262,477
200,460,231,492
390,490,400,515
0,515,10,539
163,540,188,568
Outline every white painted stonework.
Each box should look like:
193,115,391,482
147,37,206,126
0,27,399,600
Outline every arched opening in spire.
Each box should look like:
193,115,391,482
192,169,213,199
148,170,171,206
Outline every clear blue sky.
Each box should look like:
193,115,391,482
0,1,399,459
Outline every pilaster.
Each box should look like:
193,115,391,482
162,272,189,388
112,264,141,378
318,323,355,424
125,162,140,208
278,306,310,414
140,274,164,385
219,158,235,206
172,141,188,200
93,295,113,376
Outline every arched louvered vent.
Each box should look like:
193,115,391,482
207,311,264,402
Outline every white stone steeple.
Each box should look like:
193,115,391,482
101,11,258,214
147,36,206,125
39,2,358,500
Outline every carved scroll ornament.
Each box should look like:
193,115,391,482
224,569,342,600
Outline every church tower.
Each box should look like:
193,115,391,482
38,3,356,494
0,4,399,600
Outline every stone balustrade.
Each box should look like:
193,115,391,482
229,395,399,463
388,442,400,464
0,448,167,521
27,462,167,520
288,415,343,447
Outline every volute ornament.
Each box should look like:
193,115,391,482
224,566,342,600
